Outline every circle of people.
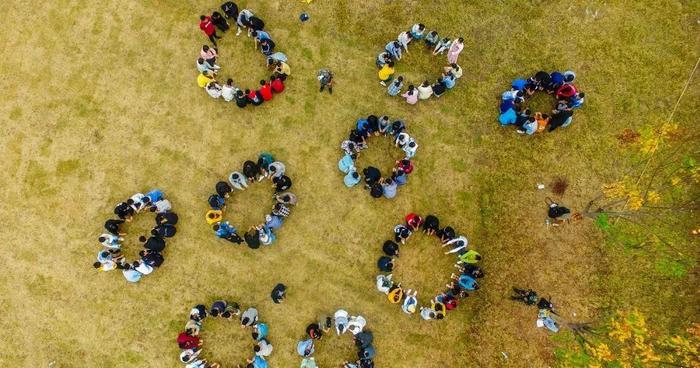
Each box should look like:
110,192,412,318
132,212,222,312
177,302,273,368
197,2,291,108
339,116,418,199
95,190,177,283
376,23,465,104
296,310,375,368
498,70,585,134
206,152,296,249
376,213,484,321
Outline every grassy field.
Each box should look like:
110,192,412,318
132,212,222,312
0,0,698,367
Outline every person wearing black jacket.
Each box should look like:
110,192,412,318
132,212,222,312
382,240,399,257
244,227,260,249
369,182,383,198
243,160,258,181
422,215,439,235
363,166,381,187
548,109,574,132
260,38,275,55
221,1,239,19
354,331,373,349
234,89,247,108
244,15,265,36
211,11,229,32
156,211,178,225
151,224,176,238
270,283,286,303
104,219,125,236
377,256,393,272
139,249,164,268
215,181,232,198
140,235,165,252
273,175,292,192
114,201,134,221
349,129,367,148
432,77,447,97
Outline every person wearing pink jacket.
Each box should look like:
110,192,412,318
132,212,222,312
447,37,464,64
401,85,419,105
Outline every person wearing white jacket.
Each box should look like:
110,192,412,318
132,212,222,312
334,309,349,335
417,80,433,100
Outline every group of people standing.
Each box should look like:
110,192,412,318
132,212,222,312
95,190,177,283
206,152,296,249
377,23,465,104
297,310,375,368
177,302,273,368
498,70,585,134
339,115,418,199
376,213,485,320
197,1,291,108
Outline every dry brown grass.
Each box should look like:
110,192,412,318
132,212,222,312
0,0,698,367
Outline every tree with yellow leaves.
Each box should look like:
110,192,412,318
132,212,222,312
562,311,699,367
582,58,699,254
581,122,699,251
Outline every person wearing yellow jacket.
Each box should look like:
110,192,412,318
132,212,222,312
387,284,404,304
205,210,222,225
197,71,215,88
378,62,395,86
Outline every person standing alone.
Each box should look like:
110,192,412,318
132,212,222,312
318,68,334,94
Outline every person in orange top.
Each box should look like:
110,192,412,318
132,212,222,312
534,112,550,133
258,80,273,101
270,75,285,93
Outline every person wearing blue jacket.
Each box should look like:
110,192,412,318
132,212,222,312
338,153,355,173
252,322,268,341
344,171,361,187
385,40,402,60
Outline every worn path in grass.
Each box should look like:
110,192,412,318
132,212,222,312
0,0,697,367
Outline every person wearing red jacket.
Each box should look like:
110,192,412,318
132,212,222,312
395,159,413,174
258,80,273,101
199,15,221,46
246,89,263,106
555,83,577,100
176,331,201,350
270,75,285,93
405,213,424,231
